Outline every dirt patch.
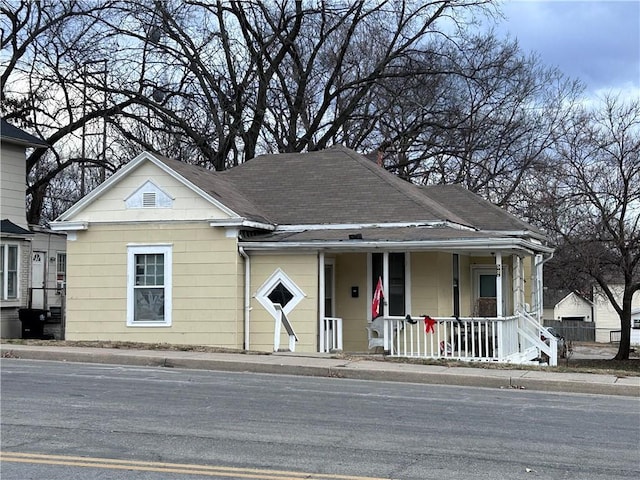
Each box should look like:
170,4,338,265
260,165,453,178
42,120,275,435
0,339,269,355
3,339,639,376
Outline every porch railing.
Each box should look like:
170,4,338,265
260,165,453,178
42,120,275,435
384,316,521,362
383,312,556,365
320,317,343,353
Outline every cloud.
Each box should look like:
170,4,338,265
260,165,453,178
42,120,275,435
495,0,640,96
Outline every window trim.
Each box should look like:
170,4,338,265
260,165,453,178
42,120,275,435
126,244,172,327
1,243,20,301
255,268,306,319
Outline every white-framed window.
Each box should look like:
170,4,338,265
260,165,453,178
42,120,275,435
255,268,306,319
370,252,410,318
127,244,172,326
0,244,19,300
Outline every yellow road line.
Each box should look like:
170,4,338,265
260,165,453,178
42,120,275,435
0,452,393,480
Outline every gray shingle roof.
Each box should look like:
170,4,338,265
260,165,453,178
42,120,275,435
221,145,470,226
420,184,542,234
152,146,543,238
0,119,48,148
152,153,272,223
1,219,32,236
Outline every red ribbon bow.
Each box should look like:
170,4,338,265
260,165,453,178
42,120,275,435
424,316,436,334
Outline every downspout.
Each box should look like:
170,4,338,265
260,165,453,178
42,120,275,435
239,246,251,351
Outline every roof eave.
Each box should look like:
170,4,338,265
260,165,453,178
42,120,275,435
49,221,88,231
239,237,554,254
210,218,275,231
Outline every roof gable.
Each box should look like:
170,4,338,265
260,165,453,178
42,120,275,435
54,152,241,223
556,291,593,309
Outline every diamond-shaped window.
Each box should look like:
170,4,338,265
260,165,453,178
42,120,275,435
256,268,306,319
267,282,294,307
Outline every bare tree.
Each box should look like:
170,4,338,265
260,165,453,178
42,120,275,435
370,32,584,209
1,0,163,223
542,96,640,360
3,0,498,224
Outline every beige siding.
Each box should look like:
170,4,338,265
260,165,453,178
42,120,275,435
334,253,368,351
458,255,472,316
0,144,29,228
65,223,243,347
72,162,232,223
411,252,452,316
248,253,318,353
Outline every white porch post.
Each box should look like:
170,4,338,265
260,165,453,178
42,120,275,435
383,251,389,317
495,252,503,317
512,255,524,313
319,251,325,353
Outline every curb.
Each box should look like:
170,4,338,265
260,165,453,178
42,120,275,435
2,346,638,397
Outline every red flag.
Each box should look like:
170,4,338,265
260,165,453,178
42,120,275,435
372,277,384,319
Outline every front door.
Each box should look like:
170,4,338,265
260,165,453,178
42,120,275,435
31,251,46,309
473,266,511,317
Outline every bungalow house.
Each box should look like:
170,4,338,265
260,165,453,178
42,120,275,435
50,146,559,364
1,119,66,339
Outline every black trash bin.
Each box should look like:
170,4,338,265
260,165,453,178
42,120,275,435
18,308,47,339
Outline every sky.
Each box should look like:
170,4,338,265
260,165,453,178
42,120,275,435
488,0,640,101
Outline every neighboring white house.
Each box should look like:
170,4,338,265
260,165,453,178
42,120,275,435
1,119,66,339
633,308,640,345
553,291,593,322
593,285,640,345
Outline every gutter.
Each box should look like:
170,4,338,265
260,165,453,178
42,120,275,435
238,246,251,350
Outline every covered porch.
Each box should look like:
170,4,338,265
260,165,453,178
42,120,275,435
317,247,557,366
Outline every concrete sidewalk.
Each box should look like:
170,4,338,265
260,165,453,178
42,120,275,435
1,343,638,397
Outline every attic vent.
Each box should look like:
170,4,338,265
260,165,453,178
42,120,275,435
142,192,157,207
125,180,173,209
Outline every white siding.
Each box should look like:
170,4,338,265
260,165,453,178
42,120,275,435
553,292,593,321
0,143,28,228
593,285,640,343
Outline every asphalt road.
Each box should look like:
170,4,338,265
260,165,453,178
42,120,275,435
1,359,639,480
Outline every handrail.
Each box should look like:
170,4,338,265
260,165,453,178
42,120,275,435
519,310,557,366
273,303,298,352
